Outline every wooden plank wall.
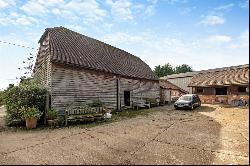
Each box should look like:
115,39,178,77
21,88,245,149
119,77,160,107
33,34,52,90
167,77,193,93
51,64,160,113
51,64,117,113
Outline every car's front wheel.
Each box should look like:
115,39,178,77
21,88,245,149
190,104,194,110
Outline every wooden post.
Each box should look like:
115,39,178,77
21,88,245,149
44,91,50,124
116,77,121,111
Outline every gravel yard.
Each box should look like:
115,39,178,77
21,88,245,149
0,104,248,165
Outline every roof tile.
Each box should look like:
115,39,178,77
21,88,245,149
41,27,158,81
188,65,249,87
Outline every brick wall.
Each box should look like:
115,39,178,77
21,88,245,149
198,95,249,104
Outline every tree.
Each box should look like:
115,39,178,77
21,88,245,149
153,63,174,77
162,63,175,76
174,64,193,74
153,63,193,77
17,53,35,81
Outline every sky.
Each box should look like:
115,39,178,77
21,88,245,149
0,0,249,90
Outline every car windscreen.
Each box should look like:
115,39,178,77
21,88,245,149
178,96,192,101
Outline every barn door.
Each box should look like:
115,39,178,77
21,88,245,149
165,90,171,102
124,91,130,106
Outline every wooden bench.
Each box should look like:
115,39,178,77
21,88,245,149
65,104,104,126
132,99,151,110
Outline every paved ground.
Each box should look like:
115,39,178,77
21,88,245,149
0,104,248,165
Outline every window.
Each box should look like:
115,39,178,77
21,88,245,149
215,87,227,95
178,95,192,101
238,87,247,93
196,88,203,93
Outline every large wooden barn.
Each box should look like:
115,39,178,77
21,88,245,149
33,27,160,113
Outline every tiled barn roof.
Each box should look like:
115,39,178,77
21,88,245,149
160,79,188,93
188,65,249,87
38,27,158,81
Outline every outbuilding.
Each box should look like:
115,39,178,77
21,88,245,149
188,65,249,104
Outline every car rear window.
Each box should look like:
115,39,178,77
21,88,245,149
179,96,192,101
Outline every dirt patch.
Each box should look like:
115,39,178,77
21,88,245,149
0,104,248,165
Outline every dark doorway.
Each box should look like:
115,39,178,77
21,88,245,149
215,87,227,95
124,91,130,106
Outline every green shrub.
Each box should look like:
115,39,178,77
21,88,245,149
21,106,41,119
144,98,157,104
89,99,104,107
57,116,65,127
46,108,58,120
0,91,4,106
3,78,47,125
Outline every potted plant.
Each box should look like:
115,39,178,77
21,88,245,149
46,108,58,126
21,106,41,129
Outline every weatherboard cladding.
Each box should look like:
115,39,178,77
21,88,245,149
159,79,188,93
40,27,158,81
34,27,160,111
188,65,249,87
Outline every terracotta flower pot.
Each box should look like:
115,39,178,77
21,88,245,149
26,117,38,129
47,119,55,126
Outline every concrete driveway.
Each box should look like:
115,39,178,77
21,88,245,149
0,104,248,165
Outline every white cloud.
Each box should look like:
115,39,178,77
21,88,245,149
64,0,107,22
19,0,107,24
164,0,179,4
0,0,15,8
100,30,248,71
179,6,196,15
231,29,249,49
107,0,134,21
0,12,38,26
208,35,232,43
21,0,48,16
144,0,159,17
214,3,234,11
147,0,158,4
102,32,144,45
240,29,249,48
39,0,64,6
229,29,249,49
15,16,38,25
239,0,249,9
198,15,225,26
52,8,61,15
144,5,155,16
